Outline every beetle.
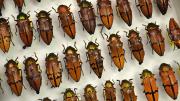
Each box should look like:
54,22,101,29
63,43,83,82
77,0,96,35
159,63,178,100
5,58,23,96
84,40,104,78
45,53,62,88
38,97,56,101
145,23,165,56
156,0,169,15
103,80,116,101
36,10,53,45
116,0,132,26
84,84,98,101
167,18,180,49
13,12,34,49
104,32,125,71
0,0,4,16
24,54,42,94
0,18,13,53
119,79,137,101
54,5,76,39
127,29,145,64
135,0,153,19
63,88,79,101
97,0,114,31
140,69,158,101
13,0,25,13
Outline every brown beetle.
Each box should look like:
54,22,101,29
159,63,178,100
77,0,96,35
63,88,79,101
135,0,153,19
0,0,4,16
156,0,169,15
24,54,42,94
55,5,76,39
116,0,132,26
36,10,53,45
63,43,83,82
0,18,13,53
145,23,165,56
97,0,114,30
119,79,137,101
140,69,158,101
167,18,180,49
5,58,23,96
127,29,145,64
13,12,34,49
84,84,98,101
103,80,116,101
84,40,104,78
104,32,125,71
13,0,25,13
45,53,62,88
38,97,55,101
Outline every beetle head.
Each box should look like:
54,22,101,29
17,12,28,20
84,84,96,94
65,46,77,54
159,63,171,72
5,59,17,69
147,23,159,30
105,80,114,88
141,69,153,79
128,29,139,38
120,79,132,89
37,10,49,18
58,5,69,13
24,57,36,65
86,41,98,50
79,0,92,8
46,53,58,61
64,88,75,98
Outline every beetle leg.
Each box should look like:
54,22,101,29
35,53,38,62
98,24,104,34
86,52,89,62
146,35,149,45
124,49,127,62
58,16,61,27
116,6,120,17
107,45,113,67
63,58,69,79
135,0,142,17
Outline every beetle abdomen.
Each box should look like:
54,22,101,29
27,76,42,94
131,42,144,64
156,0,168,15
8,80,23,96
0,31,11,53
40,30,53,45
138,0,152,19
13,0,24,12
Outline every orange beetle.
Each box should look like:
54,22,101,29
140,69,158,101
104,80,116,101
159,63,178,100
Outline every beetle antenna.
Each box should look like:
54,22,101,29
11,15,16,21
74,42,77,50
83,40,87,49
136,27,138,31
116,31,120,35
69,4,72,8
95,39,99,46
117,80,120,84
34,11,38,14
104,33,108,41
34,52,38,61
62,44,66,53
174,61,180,67
74,88,77,93
124,31,128,37
52,7,57,13
27,11,30,16
15,57,18,62
48,10,52,14
112,80,115,84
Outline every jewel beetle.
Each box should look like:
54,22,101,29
24,54,42,94
140,69,158,101
45,53,62,88
127,29,145,65
84,84,98,101
159,63,178,100
13,12,34,49
77,0,96,35
167,18,180,49
145,23,165,56
63,88,79,101
135,0,153,19
84,40,104,78
63,43,83,82
116,0,132,26
36,10,53,45
103,80,116,101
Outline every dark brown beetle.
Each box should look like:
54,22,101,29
84,40,104,78
36,10,53,45
5,58,23,96
63,43,83,82
38,97,56,101
0,0,4,16
63,88,79,101
116,0,132,26
97,0,114,30
127,29,145,64
13,0,25,13
145,23,165,56
0,18,13,53
156,0,169,15
104,32,125,71
84,84,98,101
45,53,62,88
167,18,180,49
135,0,153,19
103,80,116,101
24,54,42,94
13,12,34,49
119,79,137,101
53,5,76,39
77,0,96,35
